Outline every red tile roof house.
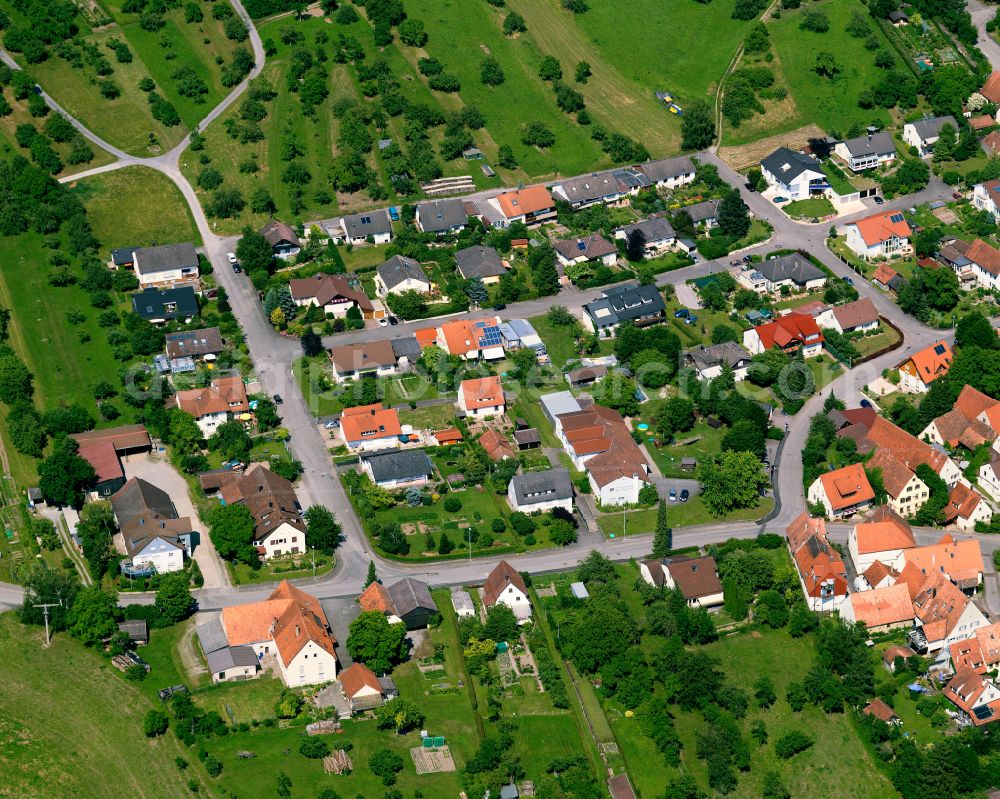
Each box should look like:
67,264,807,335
742,312,824,358
897,340,953,394
639,555,724,608
909,571,987,653
220,464,306,560
949,622,1000,674
944,668,1000,726
847,505,916,575
974,175,1000,220
814,297,880,334
882,644,916,672
843,582,914,633
483,560,532,622
863,698,901,724
556,405,652,506
920,384,999,451
806,462,875,519
172,375,249,437
339,404,403,452
457,375,506,418
338,662,386,712
862,414,964,489
785,513,849,613
221,580,337,687
942,483,994,532
288,273,374,319
871,263,901,291
843,210,913,260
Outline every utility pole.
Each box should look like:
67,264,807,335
33,599,62,647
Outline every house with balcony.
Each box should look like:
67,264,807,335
131,242,200,290
902,115,957,158
834,131,896,171
743,312,824,357
843,210,912,260
760,147,827,200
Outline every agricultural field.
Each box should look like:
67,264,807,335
69,166,201,249
724,0,906,145
0,0,242,154
0,613,211,798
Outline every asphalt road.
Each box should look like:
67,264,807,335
0,6,979,612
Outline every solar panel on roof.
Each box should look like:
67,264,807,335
974,705,994,721
934,344,946,355
577,240,586,251
889,213,904,223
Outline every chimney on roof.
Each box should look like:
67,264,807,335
296,624,300,637
269,618,277,636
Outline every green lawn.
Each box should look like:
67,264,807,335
0,613,212,797
398,402,457,431
0,233,137,484
635,415,728,478
573,0,752,107
0,89,115,177
854,324,901,359
596,495,773,535
529,313,586,369
71,166,201,249
783,198,836,220
0,1,213,153
414,0,612,179
744,0,905,142
102,0,234,129
821,160,857,195
227,554,334,586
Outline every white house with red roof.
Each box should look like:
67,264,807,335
848,506,916,574
806,462,875,519
973,177,1000,220
457,376,506,418
843,210,913,260
742,312,824,358
785,513,849,613
220,581,337,686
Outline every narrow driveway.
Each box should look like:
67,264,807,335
122,454,230,589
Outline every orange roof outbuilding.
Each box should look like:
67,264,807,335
494,184,554,219
816,462,875,512
339,662,382,696
848,582,914,629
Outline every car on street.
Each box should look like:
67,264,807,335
953,192,962,200
745,182,756,192
842,276,854,286
873,196,884,205
232,263,241,273
493,303,506,311
669,488,677,501
773,196,789,204
226,252,238,264
674,308,690,318
272,394,283,405
324,420,339,429
388,315,398,326
378,317,389,327
680,489,690,502
742,255,752,263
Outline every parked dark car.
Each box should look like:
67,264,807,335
873,196,884,205
680,489,690,502
388,315,399,326
493,303,507,311
232,264,242,273
272,394,283,405
860,398,872,408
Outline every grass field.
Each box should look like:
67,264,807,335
0,233,131,484
0,613,209,798
101,0,235,129
0,90,115,177
596,495,773,534
739,0,905,144
0,0,231,155
70,166,201,249
783,197,836,219
414,0,614,178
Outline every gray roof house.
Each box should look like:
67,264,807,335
259,220,301,259
335,209,393,243
375,254,430,295
390,335,422,362
903,115,957,157
131,286,198,324
132,242,199,277
686,342,753,381
553,233,619,266
455,245,507,280
206,645,260,682
636,156,696,186
584,283,666,332
760,147,823,184
755,253,827,289
165,327,223,360
508,468,573,512
681,198,721,226
834,132,897,171
617,217,676,249
361,448,435,487
553,171,622,208
386,578,438,629
416,198,468,234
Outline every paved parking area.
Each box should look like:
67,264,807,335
674,283,701,309
123,453,230,588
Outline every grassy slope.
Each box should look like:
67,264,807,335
69,165,201,249
0,0,235,154
0,614,207,799
415,0,610,178
730,0,904,144
0,90,116,177
102,0,234,129
573,0,751,103
505,0,682,157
